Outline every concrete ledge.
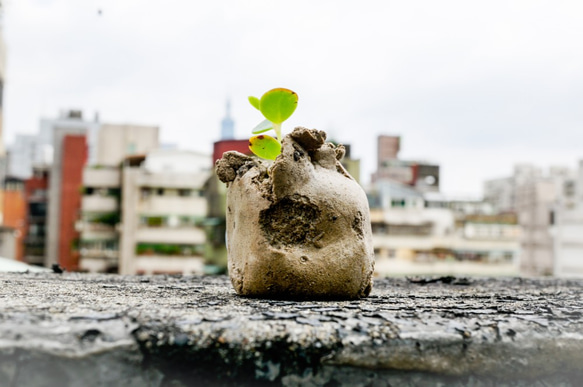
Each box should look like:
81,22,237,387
1,273,582,386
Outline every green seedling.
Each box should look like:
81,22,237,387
248,88,298,160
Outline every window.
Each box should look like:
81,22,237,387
32,189,47,198
146,216,165,227
564,181,575,197
391,199,406,208
180,216,192,226
127,143,136,154
179,189,192,197
549,210,555,225
29,203,47,217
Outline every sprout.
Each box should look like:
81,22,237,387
248,88,298,160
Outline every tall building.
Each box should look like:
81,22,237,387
23,166,49,266
485,163,574,276
78,150,213,275
208,102,249,271
515,177,560,276
220,99,235,140
46,129,87,270
369,183,520,276
8,111,99,180
118,150,211,275
552,160,583,277
7,135,36,179
372,135,440,192
77,123,158,272
77,165,121,273
96,124,158,166
484,164,542,213
0,25,8,224
213,139,250,165
4,111,98,269
377,135,400,169
2,177,26,260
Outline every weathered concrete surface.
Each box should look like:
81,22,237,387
0,273,582,386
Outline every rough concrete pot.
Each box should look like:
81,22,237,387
216,127,374,300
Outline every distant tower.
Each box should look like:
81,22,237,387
220,99,235,139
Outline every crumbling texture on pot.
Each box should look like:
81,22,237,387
215,127,375,300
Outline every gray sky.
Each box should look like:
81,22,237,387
4,0,583,196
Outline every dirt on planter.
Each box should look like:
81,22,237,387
216,127,375,300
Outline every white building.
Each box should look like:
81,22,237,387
79,149,213,275
96,124,159,166
484,164,542,213
483,163,582,277
0,27,8,222
7,134,36,179
368,179,520,276
552,160,583,277
513,166,575,276
515,178,558,276
8,110,99,179
118,149,211,275
371,206,521,277
77,122,161,272
77,167,121,273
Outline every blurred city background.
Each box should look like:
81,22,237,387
0,1,582,277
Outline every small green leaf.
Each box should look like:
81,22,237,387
248,96,260,110
259,88,298,124
248,135,282,160
251,119,274,134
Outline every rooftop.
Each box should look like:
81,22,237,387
1,273,582,386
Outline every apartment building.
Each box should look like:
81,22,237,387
23,166,49,266
77,166,121,273
46,127,87,270
368,179,520,276
118,149,211,275
372,135,439,192
552,160,583,277
2,177,26,260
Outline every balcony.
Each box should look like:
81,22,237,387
373,234,519,255
79,248,119,259
135,227,206,244
138,196,207,216
76,221,116,233
80,229,118,241
83,168,120,187
133,255,204,275
82,196,118,213
136,172,210,189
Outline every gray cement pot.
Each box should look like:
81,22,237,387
216,127,374,300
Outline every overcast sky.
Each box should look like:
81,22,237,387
4,0,583,197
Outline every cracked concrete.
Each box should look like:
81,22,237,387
0,273,582,386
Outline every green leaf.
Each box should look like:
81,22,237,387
248,96,260,110
251,119,274,134
259,88,298,124
248,135,282,160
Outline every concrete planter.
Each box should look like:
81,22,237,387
216,127,374,300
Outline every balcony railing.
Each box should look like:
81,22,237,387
82,196,118,213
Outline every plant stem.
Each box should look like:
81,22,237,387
274,123,282,143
